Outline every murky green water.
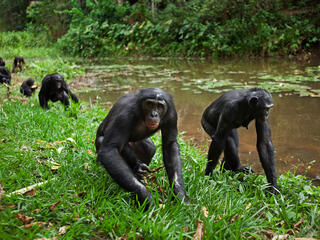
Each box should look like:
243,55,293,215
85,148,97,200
76,57,320,184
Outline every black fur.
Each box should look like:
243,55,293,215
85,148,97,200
0,66,11,84
20,78,37,97
38,73,79,109
201,88,278,193
95,88,189,209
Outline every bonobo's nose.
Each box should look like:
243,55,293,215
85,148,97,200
150,111,159,118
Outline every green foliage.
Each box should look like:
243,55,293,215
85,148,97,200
0,0,30,31
0,31,51,48
56,0,130,57
27,0,73,40
55,0,320,57
1,0,320,57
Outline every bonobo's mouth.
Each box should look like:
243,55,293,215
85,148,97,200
145,121,159,130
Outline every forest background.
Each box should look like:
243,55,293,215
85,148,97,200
1,0,320,58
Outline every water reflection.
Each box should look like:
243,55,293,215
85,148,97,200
76,57,320,184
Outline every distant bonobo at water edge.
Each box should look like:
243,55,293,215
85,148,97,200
12,56,25,73
95,88,189,210
38,73,79,109
201,88,278,194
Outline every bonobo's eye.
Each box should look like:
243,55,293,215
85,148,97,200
157,103,164,110
146,101,154,108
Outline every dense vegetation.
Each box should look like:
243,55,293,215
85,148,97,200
1,0,320,58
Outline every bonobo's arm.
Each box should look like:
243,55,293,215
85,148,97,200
63,83,79,103
97,118,153,208
39,87,48,109
161,119,189,202
255,119,278,193
59,91,70,106
69,92,79,103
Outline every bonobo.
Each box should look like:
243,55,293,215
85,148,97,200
0,66,11,84
0,57,5,66
201,88,278,193
20,78,37,97
38,73,79,109
12,56,25,73
95,88,189,209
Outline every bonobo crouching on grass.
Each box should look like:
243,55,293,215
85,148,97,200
201,88,278,193
38,73,79,109
0,66,11,84
12,56,25,73
95,88,189,210
20,78,37,97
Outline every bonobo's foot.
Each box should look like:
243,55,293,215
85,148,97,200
235,166,254,174
133,161,152,179
268,185,279,195
220,163,254,174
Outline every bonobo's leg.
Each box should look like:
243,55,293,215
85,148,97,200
221,129,241,170
98,148,153,209
205,135,227,175
222,129,254,174
129,138,156,165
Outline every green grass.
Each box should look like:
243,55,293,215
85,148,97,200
0,86,319,240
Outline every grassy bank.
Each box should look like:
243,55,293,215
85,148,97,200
1,77,320,239
0,31,85,92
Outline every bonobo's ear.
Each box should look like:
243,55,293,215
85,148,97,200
249,96,258,108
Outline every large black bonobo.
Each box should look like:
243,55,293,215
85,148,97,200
20,78,37,97
0,66,11,84
95,88,189,209
201,88,278,193
12,56,25,73
38,73,79,109
0,57,5,66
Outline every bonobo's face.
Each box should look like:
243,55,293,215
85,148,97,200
249,90,274,122
56,80,62,89
142,98,167,130
255,99,274,122
256,105,273,122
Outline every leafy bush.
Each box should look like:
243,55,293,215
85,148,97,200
0,31,51,48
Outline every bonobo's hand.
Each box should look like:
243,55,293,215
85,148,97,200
134,161,151,178
236,166,254,174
